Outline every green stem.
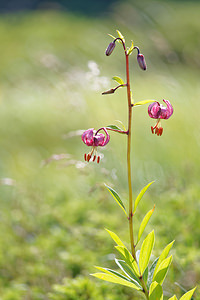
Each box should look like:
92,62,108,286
140,277,149,299
120,39,149,299
125,50,136,260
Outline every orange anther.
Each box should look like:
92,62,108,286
93,155,96,162
87,154,91,162
159,127,163,136
155,127,159,134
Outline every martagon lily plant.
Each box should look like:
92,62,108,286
81,31,196,300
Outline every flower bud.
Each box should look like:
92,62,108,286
137,53,147,70
105,41,116,56
102,88,115,95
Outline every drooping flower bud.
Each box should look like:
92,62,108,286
102,88,115,95
105,41,116,56
137,53,147,70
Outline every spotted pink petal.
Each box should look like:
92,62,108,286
81,128,95,146
148,99,173,120
94,128,110,147
93,133,105,146
148,102,161,119
160,100,173,119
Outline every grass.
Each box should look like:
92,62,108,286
0,1,199,299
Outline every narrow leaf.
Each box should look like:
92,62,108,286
134,181,154,213
91,272,142,290
153,256,172,285
105,229,125,247
127,41,134,56
131,91,134,105
106,125,123,131
168,296,178,300
137,205,155,244
108,33,116,40
180,287,196,300
116,30,125,43
153,240,174,276
115,246,140,276
143,266,149,285
149,281,163,300
95,266,132,282
112,76,124,85
147,257,159,288
139,230,155,275
115,259,141,286
134,100,157,106
116,120,126,131
105,184,127,216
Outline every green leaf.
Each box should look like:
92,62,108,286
105,229,125,247
115,246,140,276
112,76,124,85
149,281,163,300
147,257,159,288
116,30,125,43
115,259,141,287
137,205,155,244
153,241,174,276
139,230,155,275
105,184,127,216
108,33,116,40
91,272,142,291
106,125,123,131
127,41,134,56
134,182,154,213
143,266,149,285
134,100,156,106
131,91,134,105
168,296,178,300
180,287,196,300
153,256,172,285
95,266,132,282
116,120,126,131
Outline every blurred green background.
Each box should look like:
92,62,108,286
0,0,199,299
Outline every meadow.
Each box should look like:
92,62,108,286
0,1,199,299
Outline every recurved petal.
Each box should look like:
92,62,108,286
160,99,173,119
148,102,161,119
81,128,95,146
94,128,110,147
93,133,105,146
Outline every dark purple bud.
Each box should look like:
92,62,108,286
105,41,116,56
102,88,115,95
137,53,147,70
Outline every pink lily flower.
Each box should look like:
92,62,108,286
82,128,110,163
148,99,173,136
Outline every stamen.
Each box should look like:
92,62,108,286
155,127,159,135
158,127,163,136
97,156,100,164
93,155,96,162
84,153,87,161
87,154,91,162
151,126,154,134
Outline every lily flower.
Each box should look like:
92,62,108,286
148,99,173,136
82,127,110,163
